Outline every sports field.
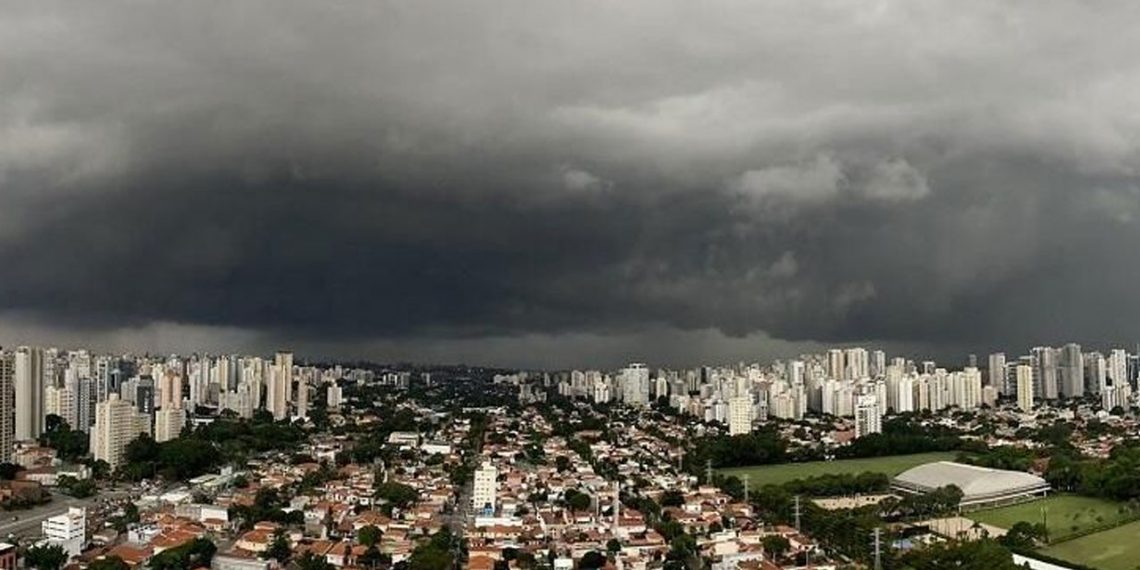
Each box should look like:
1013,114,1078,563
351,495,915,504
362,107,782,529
1041,519,1140,570
971,495,1132,542
718,452,956,487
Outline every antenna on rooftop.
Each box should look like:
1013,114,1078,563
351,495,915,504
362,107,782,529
742,474,750,503
705,459,713,486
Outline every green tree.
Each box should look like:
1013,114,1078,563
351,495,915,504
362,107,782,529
606,538,622,555
761,535,791,559
261,530,292,564
24,544,68,570
0,463,22,481
358,525,383,548
660,489,685,507
149,537,216,570
295,552,334,570
578,551,606,569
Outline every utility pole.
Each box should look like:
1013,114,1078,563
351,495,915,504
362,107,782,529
742,474,750,503
705,459,713,486
872,528,883,570
793,495,802,532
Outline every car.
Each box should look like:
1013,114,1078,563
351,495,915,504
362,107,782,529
10,515,17,521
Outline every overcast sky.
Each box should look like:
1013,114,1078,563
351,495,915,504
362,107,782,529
2,2,1140,368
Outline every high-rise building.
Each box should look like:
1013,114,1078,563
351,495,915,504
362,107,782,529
1059,343,1084,398
844,348,869,380
158,371,183,410
1032,346,1058,400
870,350,887,379
268,352,293,420
91,394,150,469
154,408,185,443
854,394,882,439
0,353,14,462
727,396,752,435
987,353,1006,394
295,369,310,419
619,363,650,406
1016,364,1034,412
44,383,76,427
827,349,844,380
472,462,498,515
14,346,44,441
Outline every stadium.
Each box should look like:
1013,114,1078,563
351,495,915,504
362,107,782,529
891,461,1051,510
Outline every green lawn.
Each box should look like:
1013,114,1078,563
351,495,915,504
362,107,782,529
972,495,1133,541
1042,519,1140,570
717,452,956,487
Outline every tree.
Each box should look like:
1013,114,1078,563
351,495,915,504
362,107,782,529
762,535,791,560
358,525,383,548
0,463,22,481
24,545,68,570
606,538,622,555
555,455,572,473
57,475,97,498
296,552,334,570
660,489,685,507
149,538,216,570
578,551,606,569
261,530,292,564
564,489,592,512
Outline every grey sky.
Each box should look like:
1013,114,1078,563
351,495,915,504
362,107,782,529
2,2,1139,367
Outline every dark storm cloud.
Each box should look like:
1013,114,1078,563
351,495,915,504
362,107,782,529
4,1,1140,364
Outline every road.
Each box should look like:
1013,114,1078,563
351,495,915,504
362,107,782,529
0,496,101,539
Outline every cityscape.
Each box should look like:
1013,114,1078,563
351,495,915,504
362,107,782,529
5,2,1140,570
0,342,1135,569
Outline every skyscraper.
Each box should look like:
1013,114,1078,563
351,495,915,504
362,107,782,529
619,363,650,406
987,353,1006,394
728,396,752,435
854,394,882,438
1016,364,1034,412
269,351,293,420
14,346,44,441
0,352,14,462
91,394,150,469
1059,343,1084,398
1032,347,1058,400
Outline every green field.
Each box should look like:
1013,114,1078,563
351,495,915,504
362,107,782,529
718,452,956,487
972,495,1132,541
1042,519,1140,570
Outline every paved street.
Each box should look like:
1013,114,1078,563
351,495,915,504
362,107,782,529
0,497,99,539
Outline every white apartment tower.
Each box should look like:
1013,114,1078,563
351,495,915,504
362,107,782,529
472,462,498,515
619,363,650,406
91,394,150,469
727,396,752,435
854,394,882,439
1016,364,1034,412
268,351,293,420
154,407,185,443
